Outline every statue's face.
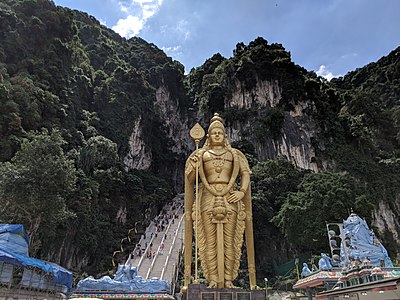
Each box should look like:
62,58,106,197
209,127,225,146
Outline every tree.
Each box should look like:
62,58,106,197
273,172,372,252
79,135,119,174
0,129,76,253
251,158,307,224
250,158,307,278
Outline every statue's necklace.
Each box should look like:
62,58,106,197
209,150,227,173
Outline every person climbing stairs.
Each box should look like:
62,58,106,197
127,194,184,284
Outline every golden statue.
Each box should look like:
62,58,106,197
184,113,256,289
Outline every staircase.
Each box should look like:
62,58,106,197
127,194,184,285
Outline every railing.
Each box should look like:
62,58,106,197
124,195,184,295
145,212,177,279
136,225,156,271
160,214,184,280
171,235,185,295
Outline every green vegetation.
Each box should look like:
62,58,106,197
0,0,178,275
273,172,373,251
0,0,399,285
0,130,76,253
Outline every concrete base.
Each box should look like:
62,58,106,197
184,284,266,300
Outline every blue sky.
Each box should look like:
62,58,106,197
53,0,400,79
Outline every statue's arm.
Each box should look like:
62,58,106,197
239,151,251,193
227,150,251,203
239,170,250,194
184,151,201,183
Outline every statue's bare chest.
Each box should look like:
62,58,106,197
202,150,233,182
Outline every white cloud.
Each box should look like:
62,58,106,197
112,15,144,38
132,0,158,4
161,45,184,69
316,65,341,81
157,20,191,42
161,45,182,56
118,2,129,13
176,19,191,40
340,52,358,60
112,0,164,38
142,3,157,19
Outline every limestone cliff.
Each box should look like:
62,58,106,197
372,197,400,255
122,81,192,189
225,78,319,171
124,116,152,170
154,85,191,155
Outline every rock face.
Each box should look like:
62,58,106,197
124,76,320,174
226,79,320,172
123,84,192,188
154,85,191,156
123,77,320,183
372,198,400,244
124,116,152,170
230,79,282,109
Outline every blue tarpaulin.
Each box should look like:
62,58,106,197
47,261,73,288
0,224,30,256
77,264,170,293
0,248,72,288
0,224,73,288
0,248,52,272
0,224,30,244
340,214,393,267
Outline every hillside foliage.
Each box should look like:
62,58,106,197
0,0,399,283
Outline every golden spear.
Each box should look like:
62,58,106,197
189,123,205,284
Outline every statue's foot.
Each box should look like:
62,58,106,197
208,280,217,288
225,281,235,288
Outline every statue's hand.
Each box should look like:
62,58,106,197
187,154,201,181
227,191,245,203
190,153,201,166
190,154,198,162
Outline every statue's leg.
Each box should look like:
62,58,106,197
224,210,238,285
201,210,218,285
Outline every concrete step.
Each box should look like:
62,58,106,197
148,214,184,281
126,195,184,284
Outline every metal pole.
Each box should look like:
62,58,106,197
264,278,268,300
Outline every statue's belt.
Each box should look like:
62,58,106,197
208,182,232,193
196,185,241,214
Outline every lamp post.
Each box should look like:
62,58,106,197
264,277,268,300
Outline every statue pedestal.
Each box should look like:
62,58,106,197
185,284,266,300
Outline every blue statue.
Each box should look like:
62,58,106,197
301,263,312,277
318,253,333,270
340,213,393,267
77,264,170,293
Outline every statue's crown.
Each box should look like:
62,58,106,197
208,113,225,132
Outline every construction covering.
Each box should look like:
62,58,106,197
0,224,30,256
340,213,393,267
77,264,170,293
0,223,72,288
